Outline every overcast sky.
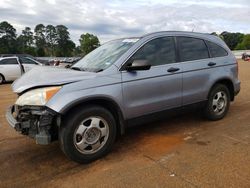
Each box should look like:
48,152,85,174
1,0,250,44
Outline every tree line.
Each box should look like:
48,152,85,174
0,21,100,57
1,21,250,57
211,31,250,50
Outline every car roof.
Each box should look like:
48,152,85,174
0,56,18,61
140,31,227,47
0,54,34,58
112,31,226,48
141,31,210,37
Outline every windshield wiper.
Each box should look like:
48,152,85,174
71,67,103,73
71,67,82,71
95,69,103,73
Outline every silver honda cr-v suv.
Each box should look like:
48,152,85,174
6,31,240,163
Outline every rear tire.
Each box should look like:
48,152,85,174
0,74,4,84
204,84,230,120
59,105,117,164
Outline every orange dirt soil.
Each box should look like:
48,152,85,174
0,60,250,187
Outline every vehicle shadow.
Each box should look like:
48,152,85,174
114,110,204,155
0,81,13,85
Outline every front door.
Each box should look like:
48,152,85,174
121,36,182,119
19,57,39,72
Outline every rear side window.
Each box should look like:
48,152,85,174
0,58,18,65
206,41,228,57
129,37,176,66
178,37,209,62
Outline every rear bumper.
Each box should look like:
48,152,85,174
5,105,58,145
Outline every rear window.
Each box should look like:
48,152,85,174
206,41,228,58
178,37,209,62
0,58,18,65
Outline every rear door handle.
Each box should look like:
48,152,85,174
208,62,216,66
167,67,180,73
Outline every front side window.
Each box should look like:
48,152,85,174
0,58,18,65
128,37,176,66
20,57,38,65
178,37,209,62
206,41,228,58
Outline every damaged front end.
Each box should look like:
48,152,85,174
6,105,59,145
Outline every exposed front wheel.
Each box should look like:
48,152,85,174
204,84,230,120
59,105,117,163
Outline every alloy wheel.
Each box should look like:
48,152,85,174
73,116,109,154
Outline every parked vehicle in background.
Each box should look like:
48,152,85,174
242,52,250,61
19,56,43,71
0,54,35,59
6,31,240,163
0,56,42,84
35,57,82,67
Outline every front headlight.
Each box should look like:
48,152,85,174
15,86,61,106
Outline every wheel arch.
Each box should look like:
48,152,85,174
60,97,126,136
208,78,235,101
0,73,5,82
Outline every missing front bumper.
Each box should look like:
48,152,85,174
6,105,58,145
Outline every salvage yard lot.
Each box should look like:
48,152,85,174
0,60,250,188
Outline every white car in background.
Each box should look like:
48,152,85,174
0,56,42,84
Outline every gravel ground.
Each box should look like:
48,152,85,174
0,60,249,188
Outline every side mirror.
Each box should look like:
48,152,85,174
126,60,151,71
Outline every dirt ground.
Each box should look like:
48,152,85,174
0,60,250,188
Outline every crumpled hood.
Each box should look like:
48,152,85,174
12,66,96,93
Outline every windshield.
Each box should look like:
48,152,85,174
72,38,139,72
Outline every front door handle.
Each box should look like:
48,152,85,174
208,62,216,66
167,67,180,73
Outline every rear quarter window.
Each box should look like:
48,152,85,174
178,37,209,62
206,41,228,58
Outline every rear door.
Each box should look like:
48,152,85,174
179,37,227,105
0,58,22,80
121,36,183,119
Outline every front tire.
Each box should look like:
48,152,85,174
204,84,230,120
59,105,117,164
